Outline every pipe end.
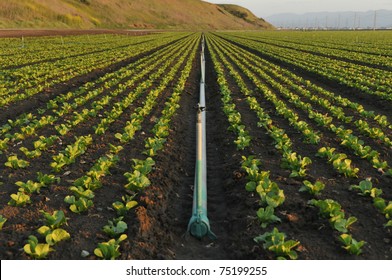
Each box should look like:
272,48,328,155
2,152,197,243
188,219,217,240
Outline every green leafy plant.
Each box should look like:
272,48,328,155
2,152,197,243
33,135,59,150
16,180,43,194
64,196,93,213
0,138,10,153
330,216,358,233
316,147,336,159
4,155,29,169
69,186,95,199
309,199,357,233
94,234,127,260
8,192,31,206
23,235,53,259
299,180,325,196
37,227,71,245
333,158,359,178
281,152,312,178
132,157,155,175
19,147,42,158
0,215,7,230
124,170,151,191
109,144,123,154
256,177,285,208
254,227,300,260
350,179,382,198
103,217,128,238
234,130,251,150
256,206,281,228
143,137,166,156
73,175,101,191
40,210,67,229
37,172,60,186
112,195,138,216
338,233,366,255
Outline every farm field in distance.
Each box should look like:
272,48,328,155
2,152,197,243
0,30,391,260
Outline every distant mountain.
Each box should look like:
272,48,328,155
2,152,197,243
0,0,274,30
266,10,392,29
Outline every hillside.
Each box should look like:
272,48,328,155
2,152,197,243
0,0,274,30
218,4,271,28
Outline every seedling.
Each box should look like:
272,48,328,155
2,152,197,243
0,215,7,230
299,180,325,196
254,227,300,260
94,234,127,260
64,196,93,213
132,157,155,175
24,235,53,259
37,227,71,245
350,179,382,198
5,155,29,169
103,217,128,238
338,233,366,255
124,170,151,191
256,206,281,228
37,172,60,186
112,195,138,216
16,180,43,194
40,210,67,229
8,192,31,207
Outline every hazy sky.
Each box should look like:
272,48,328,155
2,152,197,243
205,0,392,17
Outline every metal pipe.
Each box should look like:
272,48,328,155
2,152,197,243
187,35,216,240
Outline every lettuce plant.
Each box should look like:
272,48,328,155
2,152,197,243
338,234,366,255
40,210,67,229
132,157,155,175
350,179,382,198
112,195,138,216
299,180,325,196
94,234,127,260
143,137,166,156
309,199,357,233
254,227,300,260
330,216,358,233
0,215,7,230
281,152,312,178
5,155,29,169
33,135,58,150
257,206,281,228
19,147,42,158
124,170,151,191
37,172,60,186
37,227,71,245
64,196,93,213
69,186,95,199
24,235,53,259
16,180,43,194
103,217,128,238
8,192,31,207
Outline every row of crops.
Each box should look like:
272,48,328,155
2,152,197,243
0,30,391,260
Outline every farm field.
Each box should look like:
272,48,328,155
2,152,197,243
0,30,391,260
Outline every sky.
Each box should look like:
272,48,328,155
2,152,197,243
205,0,392,17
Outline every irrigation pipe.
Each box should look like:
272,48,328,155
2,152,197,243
187,35,216,240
